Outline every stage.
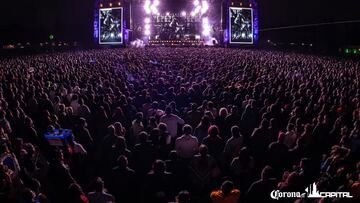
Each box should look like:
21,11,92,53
94,0,258,47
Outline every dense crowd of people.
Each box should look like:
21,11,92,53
0,47,359,203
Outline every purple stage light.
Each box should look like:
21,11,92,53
150,5,158,14
201,1,208,14
202,17,211,37
144,30,151,36
144,5,151,14
202,17,208,24
249,0,259,42
202,30,210,36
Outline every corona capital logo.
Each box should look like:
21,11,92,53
305,182,323,198
270,182,353,200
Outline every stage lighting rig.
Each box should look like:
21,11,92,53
201,1,209,14
144,29,151,36
191,0,208,17
202,17,211,36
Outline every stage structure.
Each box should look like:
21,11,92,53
129,0,223,46
93,0,258,46
94,1,129,45
225,0,258,45
99,7,123,44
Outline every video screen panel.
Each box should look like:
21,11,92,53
229,7,253,44
99,7,123,44
150,13,201,40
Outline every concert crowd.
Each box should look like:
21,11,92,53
0,48,359,203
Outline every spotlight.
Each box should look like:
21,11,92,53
202,17,208,24
202,30,210,36
191,11,195,16
154,0,160,6
202,24,210,30
144,18,150,23
109,3,112,7
202,17,210,37
201,1,209,14
195,5,201,14
118,2,121,6
249,3,252,7
145,0,151,5
181,11,186,16
144,5,151,14
151,5,158,14
145,24,150,29
110,33,115,38
194,0,199,6
166,12,170,16
100,3,103,7
144,30,151,35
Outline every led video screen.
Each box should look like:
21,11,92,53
150,13,201,40
99,7,123,44
229,7,253,44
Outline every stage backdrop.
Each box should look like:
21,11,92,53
150,13,201,40
99,7,123,44
229,7,253,44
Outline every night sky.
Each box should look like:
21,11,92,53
1,0,359,46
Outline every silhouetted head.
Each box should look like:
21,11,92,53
208,125,219,137
231,125,240,138
153,159,166,174
176,190,190,203
183,124,192,135
221,180,234,196
117,155,128,169
165,106,172,114
261,165,274,180
93,177,104,192
199,144,208,157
